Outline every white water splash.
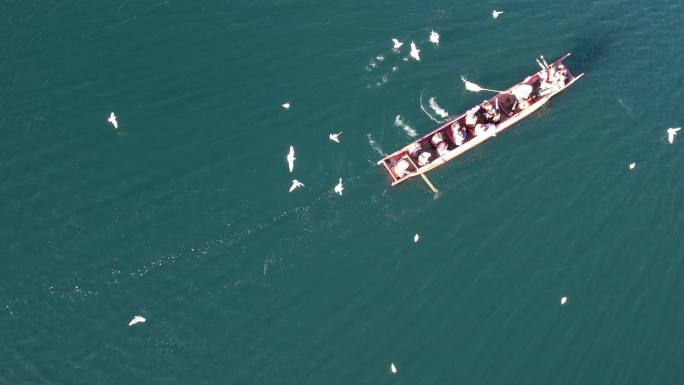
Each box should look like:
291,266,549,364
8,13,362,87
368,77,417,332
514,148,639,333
394,115,417,137
428,97,449,118
366,133,386,156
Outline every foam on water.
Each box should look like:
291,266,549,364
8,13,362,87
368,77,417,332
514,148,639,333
366,133,386,156
394,115,417,137
428,97,449,119
419,103,442,123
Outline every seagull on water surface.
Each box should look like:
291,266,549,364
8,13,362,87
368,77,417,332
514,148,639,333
286,146,296,173
390,363,398,373
329,132,342,143
409,41,420,61
282,102,291,110
429,30,440,46
414,234,420,243
128,315,146,327
392,38,403,50
629,162,636,170
561,296,568,305
289,179,304,192
667,127,681,144
492,10,504,19
334,178,343,195
108,112,118,129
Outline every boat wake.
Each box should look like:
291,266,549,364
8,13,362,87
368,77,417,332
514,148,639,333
367,133,386,156
394,115,417,137
419,103,441,123
428,97,449,118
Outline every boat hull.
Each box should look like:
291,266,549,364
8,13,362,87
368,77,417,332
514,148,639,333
378,53,584,187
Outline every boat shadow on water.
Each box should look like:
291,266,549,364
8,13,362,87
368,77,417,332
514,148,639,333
566,25,619,73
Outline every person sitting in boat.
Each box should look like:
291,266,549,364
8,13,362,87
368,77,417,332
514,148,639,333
407,142,422,157
513,84,533,109
465,106,480,128
436,141,449,157
451,122,466,146
431,132,445,147
481,100,501,123
417,151,432,166
539,64,559,95
554,64,569,87
393,158,411,177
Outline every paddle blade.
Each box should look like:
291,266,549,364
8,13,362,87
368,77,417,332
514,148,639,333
461,76,483,92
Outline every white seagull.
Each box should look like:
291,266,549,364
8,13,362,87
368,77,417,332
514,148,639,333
414,234,420,243
390,363,398,374
108,112,118,129
289,179,304,192
128,315,146,327
282,102,291,110
329,132,342,143
286,146,296,173
429,30,440,46
409,41,420,61
392,38,403,50
334,178,344,195
667,127,681,144
629,162,636,170
560,296,568,305
492,10,504,19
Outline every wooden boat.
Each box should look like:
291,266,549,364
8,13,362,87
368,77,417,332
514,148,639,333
377,53,584,190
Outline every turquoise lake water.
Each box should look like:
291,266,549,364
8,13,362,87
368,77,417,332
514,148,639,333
3,0,684,384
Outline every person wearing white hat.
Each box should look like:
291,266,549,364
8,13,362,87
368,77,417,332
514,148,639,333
393,158,410,177
430,132,444,147
406,142,421,157
451,122,466,146
465,106,480,128
436,141,449,157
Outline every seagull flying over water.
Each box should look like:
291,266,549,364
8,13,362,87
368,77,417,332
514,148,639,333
429,30,440,46
128,315,146,327
286,146,296,173
334,178,343,195
329,132,342,143
108,112,118,129
492,10,504,19
667,127,681,144
289,179,304,192
392,38,403,50
409,41,420,61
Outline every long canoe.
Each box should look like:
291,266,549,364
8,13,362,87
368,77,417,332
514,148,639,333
377,53,584,188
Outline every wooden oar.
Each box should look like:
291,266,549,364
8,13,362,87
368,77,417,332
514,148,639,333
460,76,504,94
405,155,438,193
